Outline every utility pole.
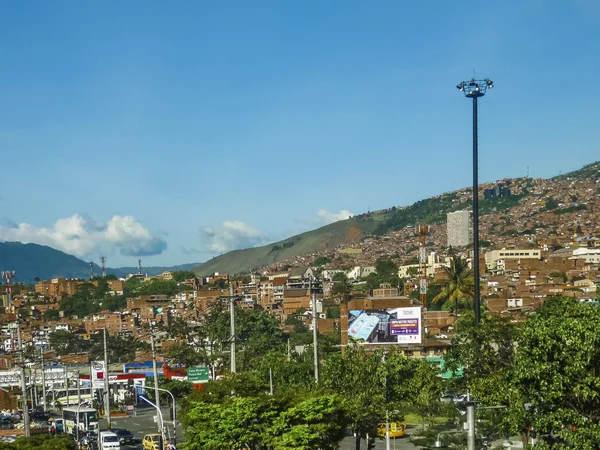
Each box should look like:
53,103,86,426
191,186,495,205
466,401,475,450
77,369,81,404
311,279,319,383
17,325,30,437
103,327,111,430
229,283,236,374
150,325,161,433
287,338,291,362
41,351,46,412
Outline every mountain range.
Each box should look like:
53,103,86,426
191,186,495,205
0,241,199,283
2,160,598,283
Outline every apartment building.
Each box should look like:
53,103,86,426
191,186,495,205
447,211,470,247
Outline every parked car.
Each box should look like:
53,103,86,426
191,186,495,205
453,394,471,403
113,428,135,445
440,392,458,403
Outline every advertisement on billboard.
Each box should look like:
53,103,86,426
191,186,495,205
91,361,105,389
348,307,422,344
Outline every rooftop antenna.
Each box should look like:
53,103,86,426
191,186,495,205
138,259,142,275
100,256,106,278
90,261,94,279
527,166,530,178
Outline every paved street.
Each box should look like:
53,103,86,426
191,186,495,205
338,428,420,450
101,410,424,450
98,406,184,450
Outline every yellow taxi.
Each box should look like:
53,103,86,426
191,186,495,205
143,433,164,450
376,422,406,438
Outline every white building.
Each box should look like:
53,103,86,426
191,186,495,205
447,211,470,247
485,249,542,271
346,266,376,280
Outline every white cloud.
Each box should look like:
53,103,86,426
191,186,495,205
317,209,354,224
201,220,268,253
0,214,167,258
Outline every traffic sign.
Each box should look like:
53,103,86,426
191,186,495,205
187,366,210,383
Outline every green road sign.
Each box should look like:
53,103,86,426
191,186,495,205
188,366,210,382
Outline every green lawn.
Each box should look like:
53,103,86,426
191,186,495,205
403,413,450,426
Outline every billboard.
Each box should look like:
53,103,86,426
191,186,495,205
348,307,422,345
91,361,105,389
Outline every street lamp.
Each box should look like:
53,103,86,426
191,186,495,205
456,77,494,325
137,385,177,445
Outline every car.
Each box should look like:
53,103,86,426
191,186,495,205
29,410,50,421
453,394,471,403
376,422,406,438
440,392,458,403
113,428,135,445
143,433,164,450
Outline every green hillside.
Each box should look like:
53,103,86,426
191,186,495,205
552,161,600,182
192,214,387,276
0,242,200,283
0,242,102,283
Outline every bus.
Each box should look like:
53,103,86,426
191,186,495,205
62,407,99,436
54,388,94,406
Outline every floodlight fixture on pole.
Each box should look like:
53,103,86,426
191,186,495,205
456,77,494,326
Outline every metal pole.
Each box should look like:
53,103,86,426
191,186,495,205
77,370,81,404
41,351,46,412
230,284,236,374
385,411,391,450
103,327,111,429
32,368,38,407
17,325,30,437
66,368,70,407
76,400,85,445
139,395,164,445
150,327,161,433
269,368,273,396
311,280,319,383
472,95,481,325
139,386,175,444
467,402,475,450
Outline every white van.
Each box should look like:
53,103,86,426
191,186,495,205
99,431,121,450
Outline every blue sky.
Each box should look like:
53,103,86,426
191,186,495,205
0,0,599,267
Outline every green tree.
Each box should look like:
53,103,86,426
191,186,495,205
43,309,60,321
4,435,77,449
172,271,196,282
322,347,420,450
313,256,331,267
364,258,400,290
166,342,203,367
504,297,600,448
432,256,474,313
331,272,352,304
267,394,346,450
49,330,87,355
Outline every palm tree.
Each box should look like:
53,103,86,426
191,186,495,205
432,255,474,313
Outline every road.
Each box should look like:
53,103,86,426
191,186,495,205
98,406,183,449
338,427,421,450
97,407,422,450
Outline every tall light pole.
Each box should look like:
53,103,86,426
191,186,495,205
150,324,161,434
229,283,236,374
456,77,494,325
103,327,111,430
